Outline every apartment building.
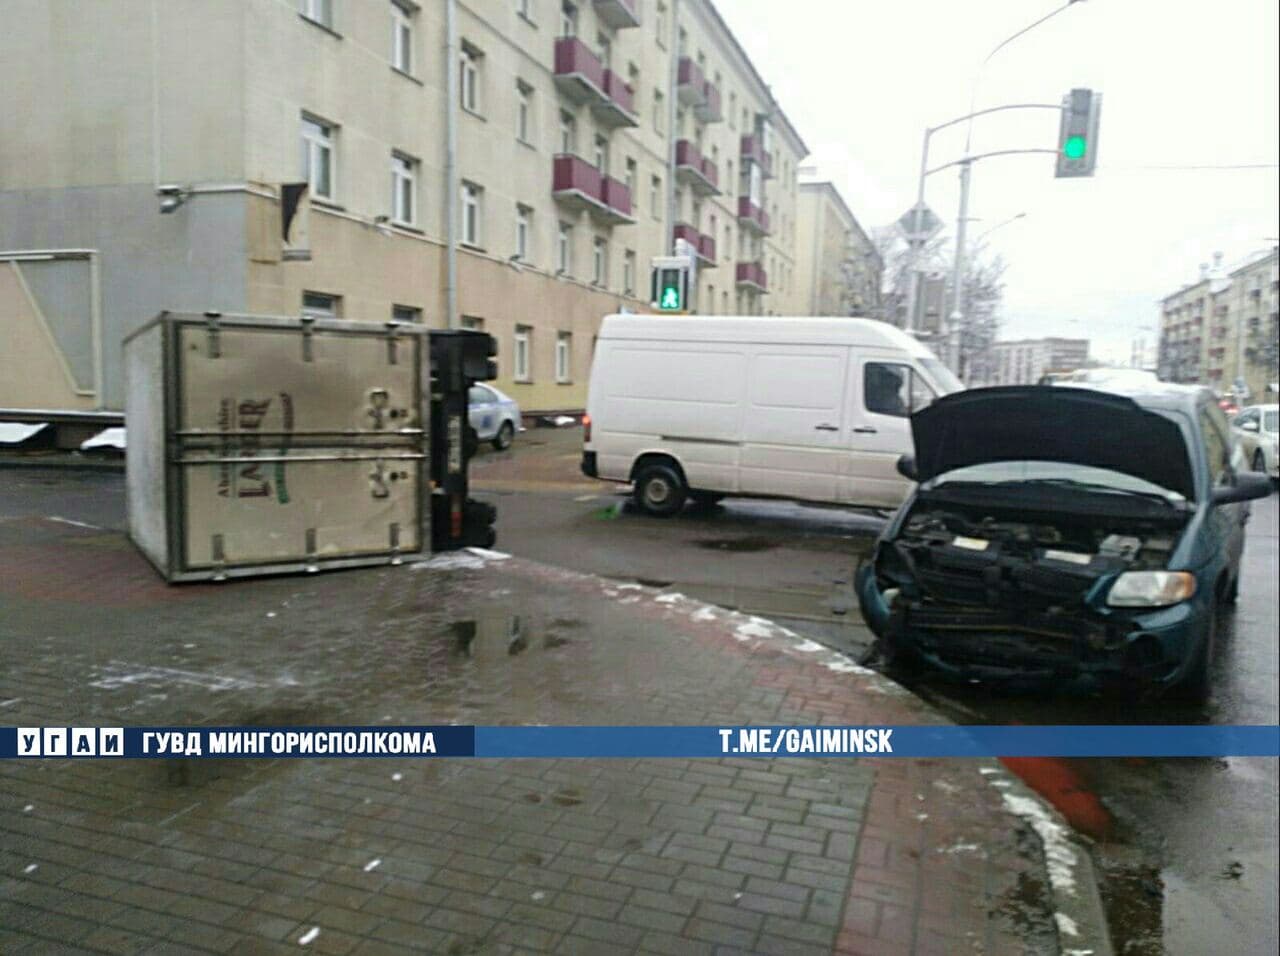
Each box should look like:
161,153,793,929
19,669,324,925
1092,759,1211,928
0,0,808,414
988,337,1091,386
794,181,882,317
1158,248,1278,399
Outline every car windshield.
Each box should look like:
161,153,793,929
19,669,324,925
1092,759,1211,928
1265,410,1278,432
919,357,963,395
930,460,1188,505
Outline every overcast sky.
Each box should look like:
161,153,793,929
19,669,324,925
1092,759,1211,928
717,0,1280,363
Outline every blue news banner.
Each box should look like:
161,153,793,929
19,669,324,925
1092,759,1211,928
3,725,1278,759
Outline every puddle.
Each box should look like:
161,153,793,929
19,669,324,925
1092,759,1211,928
694,536,778,553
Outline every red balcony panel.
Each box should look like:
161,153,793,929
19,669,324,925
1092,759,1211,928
697,233,716,264
737,196,770,235
675,139,703,169
596,175,635,225
675,140,717,195
673,222,700,246
594,69,638,127
594,0,640,30
736,261,767,292
677,57,706,106
552,154,604,211
700,157,719,191
554,37,606,104
740,134,772,178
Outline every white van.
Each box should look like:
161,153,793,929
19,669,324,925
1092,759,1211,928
580,314,962,516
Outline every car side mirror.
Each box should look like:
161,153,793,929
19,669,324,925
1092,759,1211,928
896,454,918,481
1241,420,1260,432
1212,473,1272,505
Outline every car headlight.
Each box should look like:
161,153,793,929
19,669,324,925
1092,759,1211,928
1107,571,1197,607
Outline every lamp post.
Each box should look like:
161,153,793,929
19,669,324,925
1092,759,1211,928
945,1,1086,370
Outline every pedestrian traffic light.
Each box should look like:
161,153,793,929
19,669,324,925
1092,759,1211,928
1055,88,1101,178
652,265,688,311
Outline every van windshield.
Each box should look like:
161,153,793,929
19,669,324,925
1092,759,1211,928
919,358,963,395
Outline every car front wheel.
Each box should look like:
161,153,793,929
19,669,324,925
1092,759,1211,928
492,421,515,451
1170,608,1214,705
633,463,687,517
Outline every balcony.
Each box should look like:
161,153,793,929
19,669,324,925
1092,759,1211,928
677,57,706,107
737,196,770,235
672,224,715,266
593,69,638,128
694,81,722,123
674,140,719,195
595,175,635,226
554,37,606,105
736,261,767,293
552,154,605,213
740,134,773,178
593,0,640,29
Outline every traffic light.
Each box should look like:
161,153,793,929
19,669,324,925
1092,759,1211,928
650,253,694,312
1055,88,1101,178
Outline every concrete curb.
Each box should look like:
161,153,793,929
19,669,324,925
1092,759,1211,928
426,549,1116,956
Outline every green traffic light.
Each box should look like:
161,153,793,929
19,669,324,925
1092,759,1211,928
660,286,681,310
1063,135,1087,160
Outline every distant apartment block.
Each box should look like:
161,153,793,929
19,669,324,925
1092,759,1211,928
988,337,1091,386
794,182,882,317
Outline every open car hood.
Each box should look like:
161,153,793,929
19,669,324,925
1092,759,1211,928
910,386,1196,499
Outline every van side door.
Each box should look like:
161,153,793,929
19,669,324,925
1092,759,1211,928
840,357,936,508
739,345,848,502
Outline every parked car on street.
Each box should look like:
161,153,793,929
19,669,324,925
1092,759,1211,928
1231,403,1279,481
856,383,1272,702
468,383,521,450
581,315,962,516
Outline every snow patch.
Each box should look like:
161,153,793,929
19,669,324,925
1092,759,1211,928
298,926,320,945
654,592,686,605
735,618,776,640
614,583,644,590
412,552,485,571
939,842,982,855
933,780,961,795
690,607,718,622
1001,792,1079,896
1055,912,1080,937
467,547,511,560
364,859,381,872
89,663,265,692
391,773,403,782
24,863,38,874
81,426,126,451
792,640,824,653
821,658,875,675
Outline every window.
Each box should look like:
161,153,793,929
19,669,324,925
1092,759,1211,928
653,89,665,133
302,291,340,317
559,111,577,154
556,332,572,383
707,284,715,314
515,204,531,261
469,384,495,406
729,92,737,128
597,33,611,68
516,81,532,142
514,325,532,381
557,221,572,274
623,249,636,295
650,175,661,217
392,304,422,323
517,0,533,21
299,0,333,29
722,289,728,313
460,45,481,113
1199,405,1231,487
390,152,417,225
391,1,414,73
592,238,607,286
727,159,733,189
301,115,335,201
655,2,667,44
593,134,609,172
460,182,482,246
864,362,935,418
461,315,484,330
560,1,577,37
625,157,637,194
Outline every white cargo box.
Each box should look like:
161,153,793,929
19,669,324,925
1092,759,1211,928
124,312,430,582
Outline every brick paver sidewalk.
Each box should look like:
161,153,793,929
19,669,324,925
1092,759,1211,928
0,509,1108,954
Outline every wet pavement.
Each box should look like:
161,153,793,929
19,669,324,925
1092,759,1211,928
0,464,1099,954
472,427,1280,955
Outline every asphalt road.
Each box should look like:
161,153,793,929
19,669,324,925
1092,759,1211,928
474,427,1280,956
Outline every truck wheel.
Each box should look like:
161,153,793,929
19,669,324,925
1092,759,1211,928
492,421,515,451
633,463,687,517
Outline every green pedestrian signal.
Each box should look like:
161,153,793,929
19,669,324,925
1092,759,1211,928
652,265,688,312
660,284,681,310
1063,135,1086,160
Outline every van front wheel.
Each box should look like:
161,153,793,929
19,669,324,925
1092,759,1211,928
634,464,687,517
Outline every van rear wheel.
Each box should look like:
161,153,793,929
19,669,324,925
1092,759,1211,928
634,464,687,517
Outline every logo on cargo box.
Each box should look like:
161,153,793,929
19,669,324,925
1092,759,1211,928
216,394,294,504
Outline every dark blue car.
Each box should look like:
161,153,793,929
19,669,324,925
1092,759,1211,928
856,383,1272,702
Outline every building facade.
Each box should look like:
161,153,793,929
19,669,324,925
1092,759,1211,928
794,182,881,317
0,0,808,414
1158,249,1278,400
988,337,1090,386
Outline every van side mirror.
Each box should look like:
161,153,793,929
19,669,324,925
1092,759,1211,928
1212,473,1272,505
1240,420,1259,433
896,454,918,481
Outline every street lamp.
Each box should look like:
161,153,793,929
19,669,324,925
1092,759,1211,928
973,211,1028,245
